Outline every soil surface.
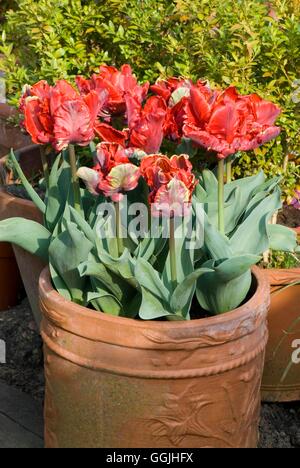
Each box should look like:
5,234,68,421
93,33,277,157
0,299,44,401
0,298,299,448
278,206,300,229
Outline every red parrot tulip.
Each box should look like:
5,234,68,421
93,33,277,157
21,79,107,151
150,77,190,102
94,95,167,153
51,80,106,151
20,81,54,145
183,86,280,159
76,64,149,116
77,142,140,202
140,154,197,216
126,95,167,154
164,98,189,141
151,78,213,141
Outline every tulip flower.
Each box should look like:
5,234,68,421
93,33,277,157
183,85,281,233
76,64,149,116
126,95,167,153
20,80,54,146
50,80,107,152
21,79,107,152
164,98,189,141
150,77,190,102
140,153,196,216
151,78,212,141
95,95,167,153
21,79,108,213
77,142,140,202
183,86,280,160
141,153,197,291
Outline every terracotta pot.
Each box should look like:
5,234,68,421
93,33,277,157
261,268,300,402
0,188,44,325
0,144,42,183
40,266,269,448
0,241,22,310
0,104,31,157
0,145,45,325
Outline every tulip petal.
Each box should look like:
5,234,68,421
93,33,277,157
152,177,191,217
190,86,211,123
24,98,53,145
207,103,240,143
53,99,94,151
77,167,99,195
98,163,140,200
95,123,128,146
108,163,140,192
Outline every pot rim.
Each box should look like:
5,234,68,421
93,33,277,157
39,264,269,333
0,186,37,209
263,267,300,286
0,144,41,202
0,143,39,158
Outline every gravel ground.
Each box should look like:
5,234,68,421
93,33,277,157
0,299,44,401
0,297,299,448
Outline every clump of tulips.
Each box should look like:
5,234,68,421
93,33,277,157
0,64,298,319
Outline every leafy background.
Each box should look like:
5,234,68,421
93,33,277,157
0,0,299,200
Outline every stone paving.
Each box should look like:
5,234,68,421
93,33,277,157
0,381,43,448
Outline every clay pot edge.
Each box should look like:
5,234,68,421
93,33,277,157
39,265,270,342
264,267,300,286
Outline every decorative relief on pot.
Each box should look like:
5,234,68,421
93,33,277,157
147,361,262,448
143,314,265,351
148,385,217,447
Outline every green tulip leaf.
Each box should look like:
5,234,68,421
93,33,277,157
267,224,298,252
170,267,213,318
230,187,281,255
49,221,93,304
0,217,50,261
196,263,253,315
45,154,64,231
10,149,46,214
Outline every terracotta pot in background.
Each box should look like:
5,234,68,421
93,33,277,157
40,266,269,449
0,145,45,326
0,104,31,157
0,241,22,310
261,268,300,402
0,188,44,325
293,226,300,236
0,106,32,309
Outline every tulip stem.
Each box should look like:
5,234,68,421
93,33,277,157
68,144,81,213
115,202,124,257
40,146,49,187
218,159,225,234
226,158,232,184
169,216,177,290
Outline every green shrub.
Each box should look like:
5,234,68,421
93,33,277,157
0,1,17,20
0,0,299,200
